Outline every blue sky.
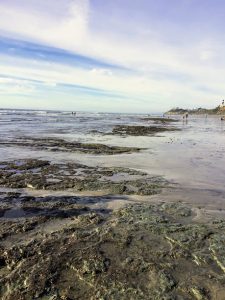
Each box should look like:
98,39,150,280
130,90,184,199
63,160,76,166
0,0,225,112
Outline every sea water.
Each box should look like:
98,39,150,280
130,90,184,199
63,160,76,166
0,109,225,210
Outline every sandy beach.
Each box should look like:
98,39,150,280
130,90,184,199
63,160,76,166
0,110,225,299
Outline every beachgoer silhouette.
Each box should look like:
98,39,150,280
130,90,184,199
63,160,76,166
182,112,188,124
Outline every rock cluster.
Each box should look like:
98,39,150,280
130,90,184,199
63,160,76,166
0,199,225,299
111,125,179,136
0,159,166,195
0,137,142,155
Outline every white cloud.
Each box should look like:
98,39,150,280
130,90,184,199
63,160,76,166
0,0,216,72
0,53,222,109
0,0,89,46
0,80,35,95
0,0,224,111
200,50,213,61
90,68,113,76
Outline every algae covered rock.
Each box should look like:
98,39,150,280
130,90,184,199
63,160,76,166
0,200,224,299
0,159,167,196
111,125,179,136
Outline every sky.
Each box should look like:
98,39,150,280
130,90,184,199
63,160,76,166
0,0,225,113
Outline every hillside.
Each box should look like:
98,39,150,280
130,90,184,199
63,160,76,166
165,105,225,115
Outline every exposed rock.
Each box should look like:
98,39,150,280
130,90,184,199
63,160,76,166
111,125,179,136
0,159,167,196
0,201,224,299
0,137,142,155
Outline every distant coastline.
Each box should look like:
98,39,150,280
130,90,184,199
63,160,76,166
165,105,225,115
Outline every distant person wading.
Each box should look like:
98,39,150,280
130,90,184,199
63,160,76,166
182,112,188,121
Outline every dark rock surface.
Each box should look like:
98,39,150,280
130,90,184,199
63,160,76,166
0,198,224,299
0,137,142,155
0,159,166,195
111,125,179,136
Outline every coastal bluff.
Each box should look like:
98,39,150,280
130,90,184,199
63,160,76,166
165,105,225,115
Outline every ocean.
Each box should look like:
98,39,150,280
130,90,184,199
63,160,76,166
0,108,225,211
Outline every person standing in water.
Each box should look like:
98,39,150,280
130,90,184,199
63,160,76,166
182,112,188,124
182,112,188,119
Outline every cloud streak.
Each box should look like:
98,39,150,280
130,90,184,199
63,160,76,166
0,0,225,112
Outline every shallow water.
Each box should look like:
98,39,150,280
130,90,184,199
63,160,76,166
0,109,225,211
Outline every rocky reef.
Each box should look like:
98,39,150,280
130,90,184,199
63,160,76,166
0,137,142,155
111,125,179,136
0,196,225,299
1,105,225,300
0,159,166,196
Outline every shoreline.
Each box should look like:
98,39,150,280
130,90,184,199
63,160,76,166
0,111,225,299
